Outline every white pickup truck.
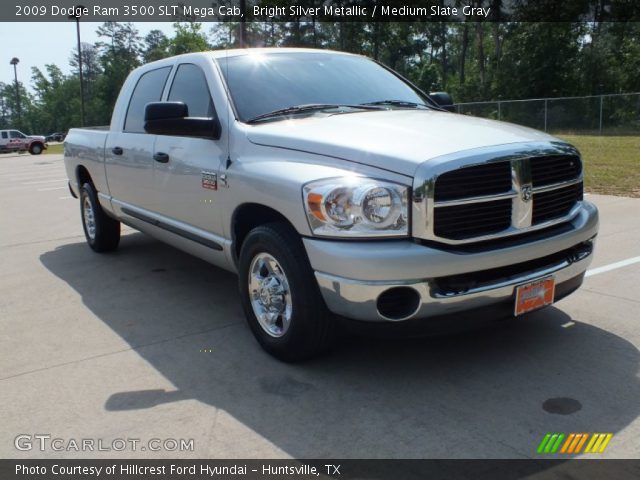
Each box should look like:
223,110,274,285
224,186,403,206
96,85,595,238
0,129,47,154
64,48,598,361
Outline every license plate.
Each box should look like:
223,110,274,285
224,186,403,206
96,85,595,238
514,276,556,316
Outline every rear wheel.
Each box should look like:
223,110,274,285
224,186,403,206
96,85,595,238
29,143,43,155
238,222,335,361
80,182,120,252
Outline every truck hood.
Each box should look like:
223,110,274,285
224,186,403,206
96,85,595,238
246,110,557,176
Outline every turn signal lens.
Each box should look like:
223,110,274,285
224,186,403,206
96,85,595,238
307,192,325,221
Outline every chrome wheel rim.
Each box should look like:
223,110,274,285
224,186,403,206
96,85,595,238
82,195,96,241
248,252,292,338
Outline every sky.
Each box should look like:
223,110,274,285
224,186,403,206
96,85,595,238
0,22,176,89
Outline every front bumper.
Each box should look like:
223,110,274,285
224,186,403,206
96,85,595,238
306,201,598,322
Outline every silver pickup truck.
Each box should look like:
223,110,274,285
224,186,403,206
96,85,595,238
64,48,598,361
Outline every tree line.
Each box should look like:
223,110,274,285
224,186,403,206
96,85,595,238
1,17,638,135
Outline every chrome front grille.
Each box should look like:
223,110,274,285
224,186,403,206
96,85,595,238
531,154,582,187
433,199,512,239
412,142,584,245
532,182,584,224
434,162,512,201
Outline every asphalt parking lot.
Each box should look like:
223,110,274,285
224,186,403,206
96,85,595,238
1,153,639,459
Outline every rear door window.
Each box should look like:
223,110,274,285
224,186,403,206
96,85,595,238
168,64,215,118
123,66,171,133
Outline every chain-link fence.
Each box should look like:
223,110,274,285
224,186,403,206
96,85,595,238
455,93,640,135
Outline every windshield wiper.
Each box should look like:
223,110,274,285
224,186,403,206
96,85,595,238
360,100,430,109
246,103,383,124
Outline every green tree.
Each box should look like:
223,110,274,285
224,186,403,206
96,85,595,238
0,82,12,129
94,22,142,123
30,65,81,133
495,22,584,99
210,22,241,48
0,80,32,132
143,30,171,62
169,22,210,55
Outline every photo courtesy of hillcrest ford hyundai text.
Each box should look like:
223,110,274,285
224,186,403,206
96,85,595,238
63,48,598,361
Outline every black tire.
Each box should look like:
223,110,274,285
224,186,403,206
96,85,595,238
238,222,335,362
29,143,43,155
80,182,120,252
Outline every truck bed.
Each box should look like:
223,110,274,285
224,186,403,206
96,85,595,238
64,127,111,198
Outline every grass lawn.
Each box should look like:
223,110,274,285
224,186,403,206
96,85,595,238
558,134,640,198
44,143,63,155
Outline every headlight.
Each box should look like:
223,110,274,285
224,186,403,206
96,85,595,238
303,178,409,237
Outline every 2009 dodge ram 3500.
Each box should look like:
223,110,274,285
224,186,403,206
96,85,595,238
64,49,598,361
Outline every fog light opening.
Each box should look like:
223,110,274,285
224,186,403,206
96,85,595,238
376,287,421,321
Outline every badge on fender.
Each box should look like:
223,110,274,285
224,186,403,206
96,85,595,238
201,171,217,190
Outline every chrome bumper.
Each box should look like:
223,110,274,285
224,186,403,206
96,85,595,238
307,201,598,322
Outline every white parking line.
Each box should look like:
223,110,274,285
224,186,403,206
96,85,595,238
22,178,66,185
9,171,63,179
37,186,67,191
8,173,63,181
59,196,73,200
8,166,63,176
4,166,61,173
586,256,640,277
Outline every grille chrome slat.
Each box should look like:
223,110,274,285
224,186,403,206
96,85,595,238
434,191,517,208
412,142,584,245
531,177,583,194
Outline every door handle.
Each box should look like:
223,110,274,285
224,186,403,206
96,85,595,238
112,146,123,155
153,152,169,163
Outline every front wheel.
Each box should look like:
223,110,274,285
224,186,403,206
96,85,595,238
80,182,120,252
238,222,335,361
29,143,43,155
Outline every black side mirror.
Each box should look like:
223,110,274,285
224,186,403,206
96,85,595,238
145,101,188,122
144,102,221,139
429,92,455,112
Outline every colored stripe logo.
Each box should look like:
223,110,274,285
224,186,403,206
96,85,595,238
537,433,613,454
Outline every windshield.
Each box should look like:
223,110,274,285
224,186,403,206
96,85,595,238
217,52,428,123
